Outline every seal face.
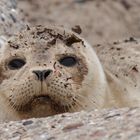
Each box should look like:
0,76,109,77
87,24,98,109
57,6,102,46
0,25,106,120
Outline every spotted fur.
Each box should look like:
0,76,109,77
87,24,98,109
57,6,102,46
0,25,106,121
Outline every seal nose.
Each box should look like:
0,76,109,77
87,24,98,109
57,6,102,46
32,70,52,81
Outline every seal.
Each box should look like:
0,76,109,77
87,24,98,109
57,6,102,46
0,25,139,122
0,25,106,121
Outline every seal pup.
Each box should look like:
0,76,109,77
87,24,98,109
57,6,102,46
0,26,139,121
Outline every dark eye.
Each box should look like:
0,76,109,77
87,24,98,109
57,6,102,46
59,56,77,67
8,59,26,70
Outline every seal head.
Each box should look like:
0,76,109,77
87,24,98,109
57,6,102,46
0,25,107,120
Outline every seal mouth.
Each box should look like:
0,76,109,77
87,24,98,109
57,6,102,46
33,95,51,102
12,93,70,116
31,94,54,106
29,94,67,115
11,94,66,118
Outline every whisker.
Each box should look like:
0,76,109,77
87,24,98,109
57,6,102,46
70,81,103,105
73,97,86,110
68,82,93,89
72,100,83,111
69,103,77,112
76,94,99,108
63,105,68,112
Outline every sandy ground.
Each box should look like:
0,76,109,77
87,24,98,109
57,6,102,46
0,0,25,37
18,0,140,45
0,108,140,140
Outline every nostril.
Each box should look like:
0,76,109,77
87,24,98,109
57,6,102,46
32,69,52,81
32,70,41,80
43,69,52,79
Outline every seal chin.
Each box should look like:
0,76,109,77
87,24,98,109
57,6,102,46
28,94,68,117
16,94,67,116
30,94,54,111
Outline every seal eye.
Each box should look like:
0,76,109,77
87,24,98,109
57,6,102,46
59,56,77,67
8,59,26,70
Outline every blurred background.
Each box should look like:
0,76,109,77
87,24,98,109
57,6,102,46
18,0,140,45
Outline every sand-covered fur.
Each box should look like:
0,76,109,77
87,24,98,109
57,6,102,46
0,26,107,121
0,26,139,122
94,38,140,107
